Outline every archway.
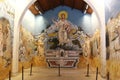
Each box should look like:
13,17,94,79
13,0,106,76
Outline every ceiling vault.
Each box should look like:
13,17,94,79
29,0,93,16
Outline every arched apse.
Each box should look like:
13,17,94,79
13,0,106,76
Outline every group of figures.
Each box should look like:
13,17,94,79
106,13,120,80
38,11,101,67
44,11,84,51
0,0,14,68
19,26,46,66
43,11,83,67
0,17,12,67
19,26,36,62
106,13,120,60
0,10,101,68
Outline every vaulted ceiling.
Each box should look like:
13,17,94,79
29,0,93,16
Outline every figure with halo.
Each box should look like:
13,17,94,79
52,11,71,45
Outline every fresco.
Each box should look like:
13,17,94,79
19,26,47,67
19,26,35,62
106,13,120,80
0,17,12,67
31,10,101,68
40,11,86,68
19,10,101,68
0,0,15,79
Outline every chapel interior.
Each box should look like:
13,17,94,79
0,0,120,80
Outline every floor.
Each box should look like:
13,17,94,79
5,67,105,80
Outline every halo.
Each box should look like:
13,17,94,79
58,11,68,19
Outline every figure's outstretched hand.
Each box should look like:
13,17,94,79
52,18,57,23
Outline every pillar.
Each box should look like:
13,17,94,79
12,0,36,75
85,0,106,77
100,17,106,77
12,23,20,75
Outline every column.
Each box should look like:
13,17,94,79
12,24,20,75
85,0,106,77
12,0,36,75
100,23,106,77
99,1,106,77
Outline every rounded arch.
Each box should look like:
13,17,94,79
17,0,36,27
84,0,102,27
17,0,103,29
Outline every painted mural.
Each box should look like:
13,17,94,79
36,11,100,68
106,13,120,80
19,26,47,67
19,26,35,62
44,11,81,50
0,0,15,79
0,17,12,67
36,11,82,68
18,9,101,68
30,10,101,68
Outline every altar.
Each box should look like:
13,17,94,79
45,49,81,68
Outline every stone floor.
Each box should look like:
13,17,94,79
5,67,106,80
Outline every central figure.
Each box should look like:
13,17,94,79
53,11,71,45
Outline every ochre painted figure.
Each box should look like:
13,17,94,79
106,13,120,80
0,18,12,67
52,11,72,45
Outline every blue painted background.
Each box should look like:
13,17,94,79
105,0,120,23
35,6,94,35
